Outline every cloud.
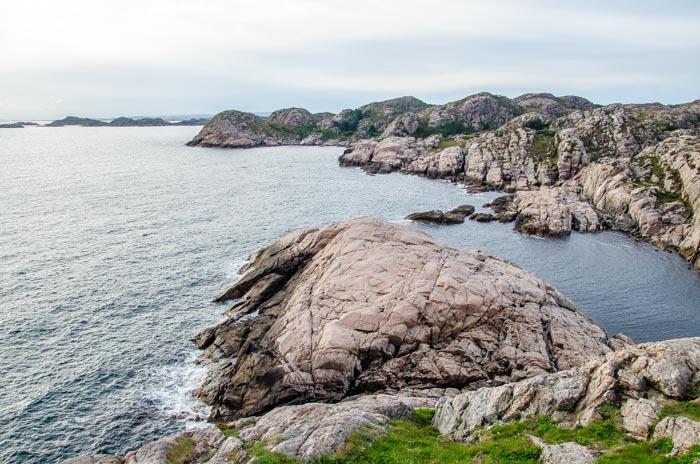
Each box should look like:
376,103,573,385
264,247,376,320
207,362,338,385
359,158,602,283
1,0,698,118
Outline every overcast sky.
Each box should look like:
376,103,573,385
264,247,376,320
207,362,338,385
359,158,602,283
1,0,699,119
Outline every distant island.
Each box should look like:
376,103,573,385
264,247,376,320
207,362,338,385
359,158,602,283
0,116,210,128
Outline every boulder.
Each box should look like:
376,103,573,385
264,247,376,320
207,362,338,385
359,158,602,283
620,398,662,439
528,436,598,464
653,415,700,455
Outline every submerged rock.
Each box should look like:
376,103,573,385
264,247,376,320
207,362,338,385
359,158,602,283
405,205,475,224
195,218,610,420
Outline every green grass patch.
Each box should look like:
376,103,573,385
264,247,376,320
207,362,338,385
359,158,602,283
217,422,240,438
598,442,700,464
524,118,549,131
659,401,700,421
656,121,678,132
166,436,197,464
247,404,700,464
414,121,476,138
528,130,557,163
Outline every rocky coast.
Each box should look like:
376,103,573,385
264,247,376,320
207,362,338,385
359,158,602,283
188,92,700,271
65,219,700,463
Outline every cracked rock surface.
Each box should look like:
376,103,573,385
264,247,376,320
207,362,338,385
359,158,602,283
195,218,611,420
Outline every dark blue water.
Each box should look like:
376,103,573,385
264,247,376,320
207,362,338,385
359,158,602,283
1,127,698,463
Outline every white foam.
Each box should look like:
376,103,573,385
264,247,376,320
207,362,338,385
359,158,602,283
146,352,211,427
224,257,250,280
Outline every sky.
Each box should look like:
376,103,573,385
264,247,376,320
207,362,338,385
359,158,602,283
1,0,699,120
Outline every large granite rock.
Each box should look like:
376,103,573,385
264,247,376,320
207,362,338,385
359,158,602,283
434,338,700,441
196,218,611,420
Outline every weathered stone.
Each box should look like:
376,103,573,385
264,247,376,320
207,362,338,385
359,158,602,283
620,398,662,439
238,394,414,460
653,416,700,455
434,338,700,441
529,436,598,464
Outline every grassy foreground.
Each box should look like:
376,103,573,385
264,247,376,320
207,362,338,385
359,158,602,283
242,404,700,464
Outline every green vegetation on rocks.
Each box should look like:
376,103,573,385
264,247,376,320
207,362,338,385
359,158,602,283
528,129,557,163
414,121,475,138
243,406,700,464
166,436,197,464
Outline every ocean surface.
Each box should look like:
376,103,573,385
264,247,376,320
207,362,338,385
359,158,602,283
1,126,698,463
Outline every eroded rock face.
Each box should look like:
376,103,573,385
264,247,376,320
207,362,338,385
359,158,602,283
434,338,700,441
196,218,611,420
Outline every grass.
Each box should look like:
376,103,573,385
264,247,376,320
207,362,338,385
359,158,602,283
598,442,700,464
217,422,241,438
166,436,197,464
244,405,700,464
528,130,557,163
659,401,700,422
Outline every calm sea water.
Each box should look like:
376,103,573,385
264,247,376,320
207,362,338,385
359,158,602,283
1,127,698,463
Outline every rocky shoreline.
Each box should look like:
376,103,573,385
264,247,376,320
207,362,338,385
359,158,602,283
64,219,700,463
187,92,700,271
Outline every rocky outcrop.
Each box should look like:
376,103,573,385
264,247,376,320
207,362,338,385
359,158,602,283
513,93,595,119
195,218,611,420
338,135,441,174
186,110,277,148
433,338,700,441
405,205,475,224
380,112,420,139
417,92,522,131
574,133,700,269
